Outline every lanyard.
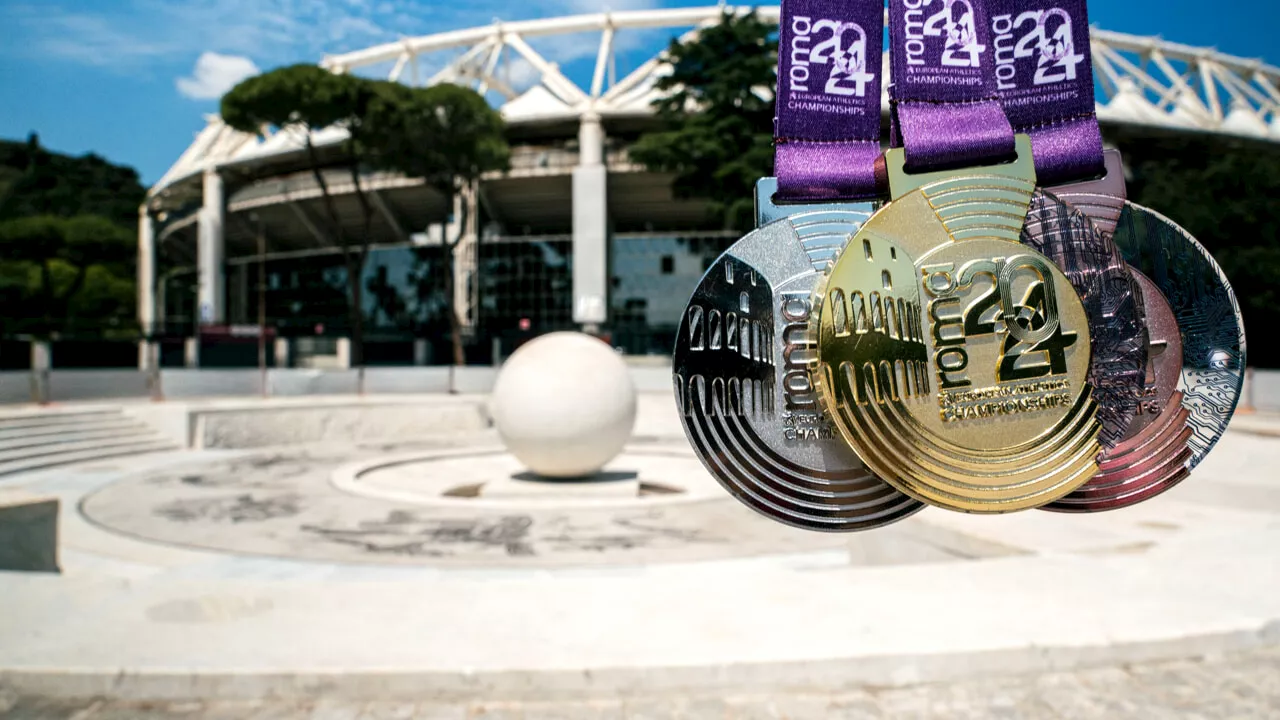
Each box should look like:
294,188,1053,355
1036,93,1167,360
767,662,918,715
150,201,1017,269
888,0,1017,173
774,0,887,202
987,0,1105,185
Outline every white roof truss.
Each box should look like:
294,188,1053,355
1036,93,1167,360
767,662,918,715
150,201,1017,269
152,6,1280,197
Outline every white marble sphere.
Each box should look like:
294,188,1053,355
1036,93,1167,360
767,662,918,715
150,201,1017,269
490,331,637,478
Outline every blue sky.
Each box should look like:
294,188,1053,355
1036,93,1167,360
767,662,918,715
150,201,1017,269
2,0,1278,186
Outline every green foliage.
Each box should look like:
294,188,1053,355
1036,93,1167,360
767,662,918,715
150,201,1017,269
221,67,509,365
359,81,510,365
0,133,145,228
1119,133,1280,367
220,65,369,137
361,82,510,195
71,264,139,325
0,134,141,337
0,214,136,337
222,67,509,227
0,214,64,262
223,64,391,365
631,10,778,232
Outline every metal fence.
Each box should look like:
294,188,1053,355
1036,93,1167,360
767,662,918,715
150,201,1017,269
0,364,679,405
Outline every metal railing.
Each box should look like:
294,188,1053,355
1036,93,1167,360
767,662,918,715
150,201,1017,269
0,364,681,405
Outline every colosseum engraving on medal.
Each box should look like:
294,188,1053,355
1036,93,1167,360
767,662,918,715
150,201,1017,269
677,255,777,421
673,206,923,532
814,160,1103,514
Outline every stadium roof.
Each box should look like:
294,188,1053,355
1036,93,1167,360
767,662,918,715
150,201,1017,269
152,5,1280,197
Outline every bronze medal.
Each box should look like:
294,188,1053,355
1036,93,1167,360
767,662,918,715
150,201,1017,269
1043,270,1194,511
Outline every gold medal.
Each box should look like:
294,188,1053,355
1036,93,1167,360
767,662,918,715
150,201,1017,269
812,137,1102,513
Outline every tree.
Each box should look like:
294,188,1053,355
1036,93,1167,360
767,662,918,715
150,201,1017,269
0,133,146,228
1119,133,1280,368
361,82,509,366
221,65,380,366
630,10,778,232
0,135,142,339
0,214,135,337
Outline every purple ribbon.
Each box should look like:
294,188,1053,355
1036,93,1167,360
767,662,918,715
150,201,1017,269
987,0,1105,184
774,0,885,201
983,1,1105,184
888,0,1016,172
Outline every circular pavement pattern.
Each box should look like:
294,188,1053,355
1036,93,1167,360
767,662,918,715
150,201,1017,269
334,446,724,508
78,440,1020,568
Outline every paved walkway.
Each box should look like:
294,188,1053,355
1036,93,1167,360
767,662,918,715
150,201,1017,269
0,399,1277,704
1229,411,1280,438
3,645,1278,718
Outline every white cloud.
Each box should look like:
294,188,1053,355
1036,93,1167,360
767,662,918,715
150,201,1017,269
327,15,388,43
3,6,182,65
2,0,421,68
4,0,677,92
176,52,260,100
505,57,543,90
557,0,659,13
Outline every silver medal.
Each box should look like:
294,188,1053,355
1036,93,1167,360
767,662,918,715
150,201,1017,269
671,180,924,532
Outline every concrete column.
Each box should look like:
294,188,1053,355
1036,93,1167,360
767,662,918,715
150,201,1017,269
30,342,50,369
138,341,159,372
140,341,163,400
138,206,157,336
573,112,608,328
197,168,225,326
274,337,291,369
184,338,200,368
30,342,50,404
336,338,352,369
413,339,429,366
579,111,604,166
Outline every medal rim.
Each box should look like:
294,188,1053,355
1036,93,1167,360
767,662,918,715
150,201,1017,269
1109,201,1247,470
810,179,1103,514
672,209,926,532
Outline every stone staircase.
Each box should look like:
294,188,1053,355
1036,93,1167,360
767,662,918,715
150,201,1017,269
0,407,180,477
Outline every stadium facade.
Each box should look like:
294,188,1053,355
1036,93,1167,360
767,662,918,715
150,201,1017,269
140,5,1280,367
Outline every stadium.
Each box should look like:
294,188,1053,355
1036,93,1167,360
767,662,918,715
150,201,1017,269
140,4,1280,367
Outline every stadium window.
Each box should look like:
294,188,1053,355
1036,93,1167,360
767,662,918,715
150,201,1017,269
660,255,674,275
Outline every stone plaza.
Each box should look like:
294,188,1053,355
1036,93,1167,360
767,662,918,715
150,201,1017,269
1,361,1279,718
